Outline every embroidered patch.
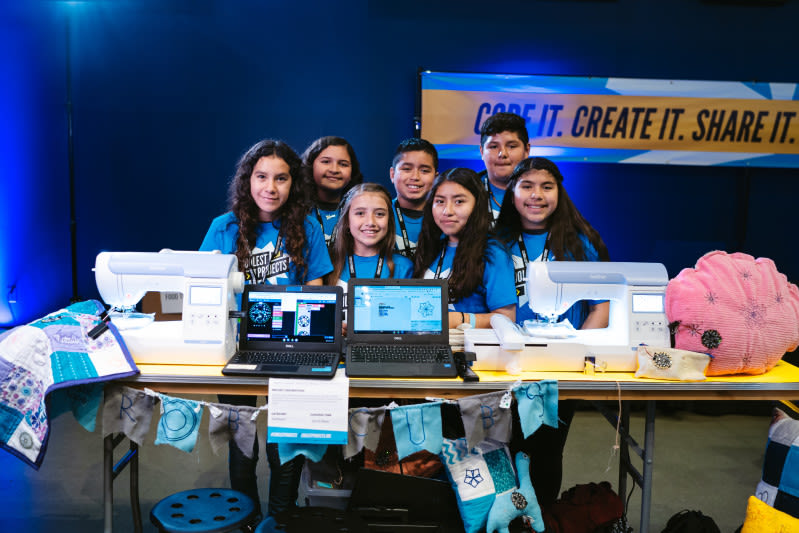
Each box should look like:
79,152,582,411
651,351,672,369
701,329,722,349
511,491,527,510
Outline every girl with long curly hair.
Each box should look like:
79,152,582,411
199,139,332,519
412,167,516,329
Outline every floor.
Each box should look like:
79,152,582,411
0,395,776,533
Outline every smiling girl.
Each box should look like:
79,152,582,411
413,168,516,329
199,139,333,518
301,136,363,249
495,156,610,509
327,183,413,288
495,156,610,329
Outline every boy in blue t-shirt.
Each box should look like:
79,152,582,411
388,138,439,260
478,112,531,220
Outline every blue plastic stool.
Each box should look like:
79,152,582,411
150,488,258,533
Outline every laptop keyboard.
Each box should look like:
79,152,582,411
349,345,451,363
233,351,338,366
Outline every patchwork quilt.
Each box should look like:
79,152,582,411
0,300,138,468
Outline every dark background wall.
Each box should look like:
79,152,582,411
2,0,798,326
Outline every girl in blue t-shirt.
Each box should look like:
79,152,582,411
300,136,363,251
413,167,516,329
495,156,610,508
199,139,333,519
327,182,413,332
495,157,610,330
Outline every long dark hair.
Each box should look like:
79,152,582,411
495,157,609,261
413,167,493,303
327,183,397,286
301,136,363,205
228,139,312,280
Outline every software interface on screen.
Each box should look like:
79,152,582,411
245,292,337,343
351,285,442,335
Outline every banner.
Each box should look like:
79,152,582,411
421,71,799,168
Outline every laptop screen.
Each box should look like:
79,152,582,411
348,279,448,341
240,285,342,349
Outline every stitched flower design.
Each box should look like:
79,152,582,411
705,291,717,305
740,299,767,328
464,468,484,488
701,329,722,349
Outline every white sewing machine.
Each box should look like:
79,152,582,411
94,250,244,365
464,261,670,373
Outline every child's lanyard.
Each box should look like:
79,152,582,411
433,246,449,279
315,207,333,246
348,254,384,279
392,199,412,258
515,233,548,298
516,233,550,268
482,175,501,213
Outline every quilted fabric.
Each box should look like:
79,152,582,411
665,251,799,376
754,408,799,519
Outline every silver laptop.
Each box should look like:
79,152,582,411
222,284,343,378
344,278,457,378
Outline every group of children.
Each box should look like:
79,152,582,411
198,112,610,521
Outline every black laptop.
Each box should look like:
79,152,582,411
344,278,457,378
222,284,343,378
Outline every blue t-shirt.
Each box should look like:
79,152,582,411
335,253,414,290
480,172,505,221
510,230,601,328
199,212,333,285
392,199,424,259
312,203,340,250
423,240,516,313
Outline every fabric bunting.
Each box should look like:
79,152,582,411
344,405,387,459
102,385,157,445
390,402,444,460
458,391,513,449
207,403,260,458
92,383,559,463
155,394,204,453
48,382,105,432
514,380,559,439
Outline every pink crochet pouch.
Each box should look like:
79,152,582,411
665,251,799,376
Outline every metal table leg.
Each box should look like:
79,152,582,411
592,399,656,533
103,433,143,533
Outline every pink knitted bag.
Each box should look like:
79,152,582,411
665,251,799,376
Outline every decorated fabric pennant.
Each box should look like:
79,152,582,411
102,385,157,445
458,391,512,449
48,382,104,432
155,394,203,453
513,380,559,439
345,406,386,459
390,402,444,460
277,443,328,465
207,403,260,458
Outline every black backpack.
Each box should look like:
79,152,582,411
660,510,721,533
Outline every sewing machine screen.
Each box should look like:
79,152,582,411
632,293,664,313
190,285,223,306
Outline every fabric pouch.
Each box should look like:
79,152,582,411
634,346,711,381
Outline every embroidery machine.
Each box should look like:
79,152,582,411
464,261,670,372
94,250,244,365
